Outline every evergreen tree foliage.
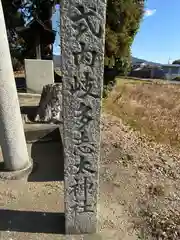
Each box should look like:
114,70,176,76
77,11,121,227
105,0,145,74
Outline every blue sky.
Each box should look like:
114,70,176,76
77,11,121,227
53,1,179,64
52,4,60,56
131,0,180,64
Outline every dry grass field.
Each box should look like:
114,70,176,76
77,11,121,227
104,78,180,149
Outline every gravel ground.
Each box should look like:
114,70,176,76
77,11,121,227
101,113,180,240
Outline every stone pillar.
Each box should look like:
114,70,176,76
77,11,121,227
0,0,30,171
61,0,107,234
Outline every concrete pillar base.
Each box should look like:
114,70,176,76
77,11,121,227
0,161,33,180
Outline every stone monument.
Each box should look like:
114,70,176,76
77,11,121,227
61,0,107,234
25,59,54,94
35,83,62,123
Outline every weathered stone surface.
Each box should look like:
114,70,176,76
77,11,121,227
0,161,33,180
35,84,62,123
61,0,107,234
0,0,30,172
24,124,61,143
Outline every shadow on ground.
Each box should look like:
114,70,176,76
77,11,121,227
20,103,64,182
21,106,38,121
0,209,65,234
28,133,64,182
15,77,26,93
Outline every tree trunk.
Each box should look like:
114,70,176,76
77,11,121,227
35,83,62,123
36,34,41,59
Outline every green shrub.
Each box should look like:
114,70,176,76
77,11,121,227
172,76,180,81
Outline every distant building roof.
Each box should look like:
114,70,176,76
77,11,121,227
162,64,180,67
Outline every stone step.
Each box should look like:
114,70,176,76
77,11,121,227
24,124,61,143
